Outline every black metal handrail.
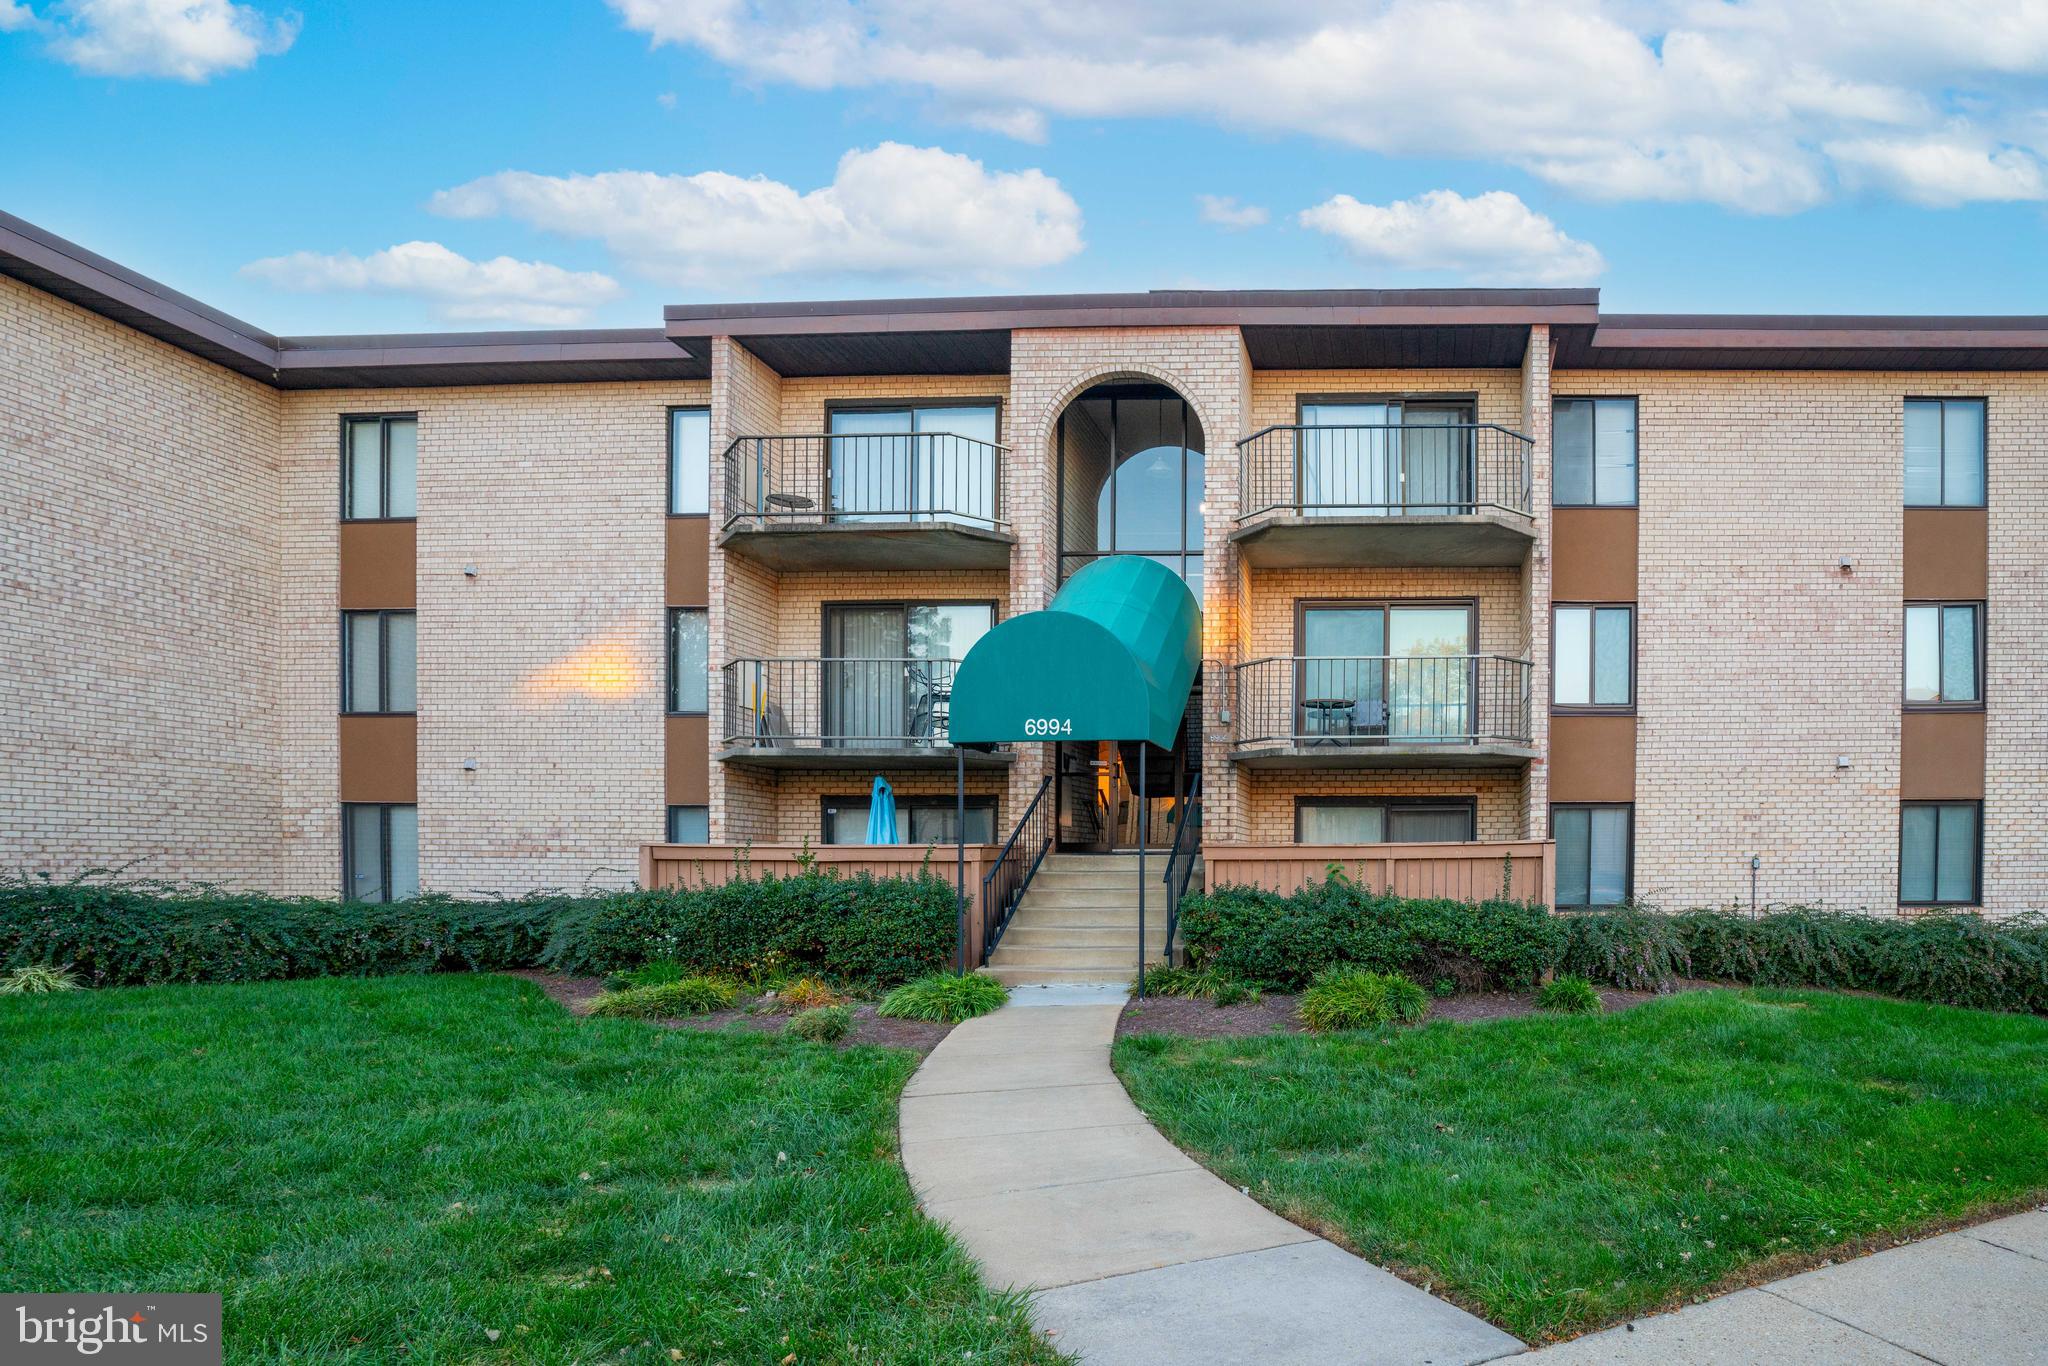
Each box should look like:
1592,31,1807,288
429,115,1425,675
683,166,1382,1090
1160,773,1202,965
722,657,990,750
1233,654,1533,748
980,774,1053,963
722,432,1009,530
1235,423,1533,522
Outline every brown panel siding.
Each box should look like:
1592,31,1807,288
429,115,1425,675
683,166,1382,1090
1547,714,1636,803
1903,508,1988,599
666,714,709,805
667,516,709,605
1900,711,1985,799
339,715,417,803
338,521,417,609
1551,508,1638,600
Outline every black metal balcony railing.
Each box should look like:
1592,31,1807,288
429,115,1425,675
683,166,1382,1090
1236,423,1533,521
722,657,984,751
722,433,1008,530
1232,655,1533,749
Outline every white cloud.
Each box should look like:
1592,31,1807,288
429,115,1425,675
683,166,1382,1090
430,142,1084,287
1826,133,2048,207
240,241,622,326
1197,194,1268,229
606,0,2048,213
1299,189,1606,285
12,0,297,80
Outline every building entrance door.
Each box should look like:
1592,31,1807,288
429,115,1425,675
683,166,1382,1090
1054,690,1199,851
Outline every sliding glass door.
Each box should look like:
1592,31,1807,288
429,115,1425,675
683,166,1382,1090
828,404,998,525
1297,603,1473,741
1299,401,1473,515
823,603,993,746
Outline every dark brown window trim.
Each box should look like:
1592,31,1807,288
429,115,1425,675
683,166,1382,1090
339,609,416,717
1551,396,1640,510
1902,599,1987,712
1292,597,1481,654
667,404,712,518
1550,601,1637,715
1899,799,1984,908
816,599,1003,657
1293,391,1481,417
1550,801,1635,908
1292,795,1479,843
1903,396,1988,511
667,607,709,717
340,412,419,523
1054,391,1203,581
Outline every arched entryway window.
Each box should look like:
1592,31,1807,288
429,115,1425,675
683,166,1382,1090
1052,381,1205,849
1056,383,1205,594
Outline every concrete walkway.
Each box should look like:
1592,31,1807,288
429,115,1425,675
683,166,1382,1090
1523,1210,2048,1364
898,986,1523,1365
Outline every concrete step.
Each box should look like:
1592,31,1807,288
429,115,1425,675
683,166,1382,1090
1001,905,1149,929
1025,871,1160,891
1000,925,1168,949
987,944,1150,970
1037,854,1145,871
1019,889,1149,911
983,965,1136,987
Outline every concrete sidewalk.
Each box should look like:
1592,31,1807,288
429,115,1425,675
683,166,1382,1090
898,987,1523,1365
1523,1210,2048,1364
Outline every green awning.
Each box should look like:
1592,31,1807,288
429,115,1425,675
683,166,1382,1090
949,556,1200,750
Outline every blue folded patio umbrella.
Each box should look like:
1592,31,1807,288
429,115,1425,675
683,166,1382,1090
864,775,899,844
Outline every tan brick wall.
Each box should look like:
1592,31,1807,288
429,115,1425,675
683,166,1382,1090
709,339,782,840
282,379,710,896
1575,367,1906,910
1982,379,2048,911
1248,367,1524,430
0,275,285,885
776,375,1011,436
1521,331,1554,838
770,767,1011,843
1242,768,1527,843
1242,567,1528,657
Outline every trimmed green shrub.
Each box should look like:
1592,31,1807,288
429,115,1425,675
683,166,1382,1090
1,868,957,990
0,963,82,994
1556,906,1685,992
1534,975,1603,1014
588,975,737,1019
1176,875,1561,992
1298,969,1429,1032
788,1004,853,1043
878,973,1008,1024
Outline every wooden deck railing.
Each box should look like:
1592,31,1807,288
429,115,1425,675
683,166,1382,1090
640,842,1002,967
1202,840,1555,905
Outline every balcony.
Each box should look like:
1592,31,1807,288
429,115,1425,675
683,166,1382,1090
719,433,1015,570
718,657,1013,770
1232,423,1534,567
1230,655,1535,767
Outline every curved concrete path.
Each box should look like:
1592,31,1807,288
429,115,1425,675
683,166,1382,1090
899,986,1523,1365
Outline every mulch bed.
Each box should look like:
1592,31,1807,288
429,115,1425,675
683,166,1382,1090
509,970,954,1052
1117,982,1684,1039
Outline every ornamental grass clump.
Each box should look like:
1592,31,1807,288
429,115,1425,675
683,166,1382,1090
877,973,1008,1024
588,975,738,1019
1136,963,1258,1004
0,963,81,994
788,1005,853,1043
1297,969,1429,1032
1534,975,1603,1014
777,975,844,1010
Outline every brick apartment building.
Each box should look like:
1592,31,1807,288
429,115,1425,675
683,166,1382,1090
4,208,2042,920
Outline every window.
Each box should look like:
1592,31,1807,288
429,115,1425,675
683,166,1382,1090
1553,398,1636,506
1904,602,1982,707
342,415,417,520
822,796,996,845
342,611,416,714
1295,798,1475,844
343,803,418,902
1553,804,1632,907
666,805,709,843
668,609,708,714
1295,601,1474,741
1901,802,1980,906
1553,605,1634,708
1904,399,1985,507
1299,398,1474,515
822,602,994,745
828,401,999,525
669,407,710,516
1056,386,1203,591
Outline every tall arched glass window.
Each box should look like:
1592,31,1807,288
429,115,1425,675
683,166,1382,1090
1055,384,1205,593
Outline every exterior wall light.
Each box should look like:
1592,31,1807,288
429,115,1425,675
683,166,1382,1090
462,758,479,772
463,563,480,578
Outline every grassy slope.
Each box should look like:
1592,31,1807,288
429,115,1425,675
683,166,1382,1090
1115,989,2048,1342
0,974,1061,1364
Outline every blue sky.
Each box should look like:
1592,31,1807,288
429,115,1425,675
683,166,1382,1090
4,0,2047,333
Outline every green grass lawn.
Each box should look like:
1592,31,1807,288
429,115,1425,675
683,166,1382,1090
0,974,1062,1364
1114,988,2048,1343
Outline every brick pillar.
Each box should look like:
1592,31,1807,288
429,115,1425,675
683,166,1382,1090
1521,325,1553,842
708,338,783,842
